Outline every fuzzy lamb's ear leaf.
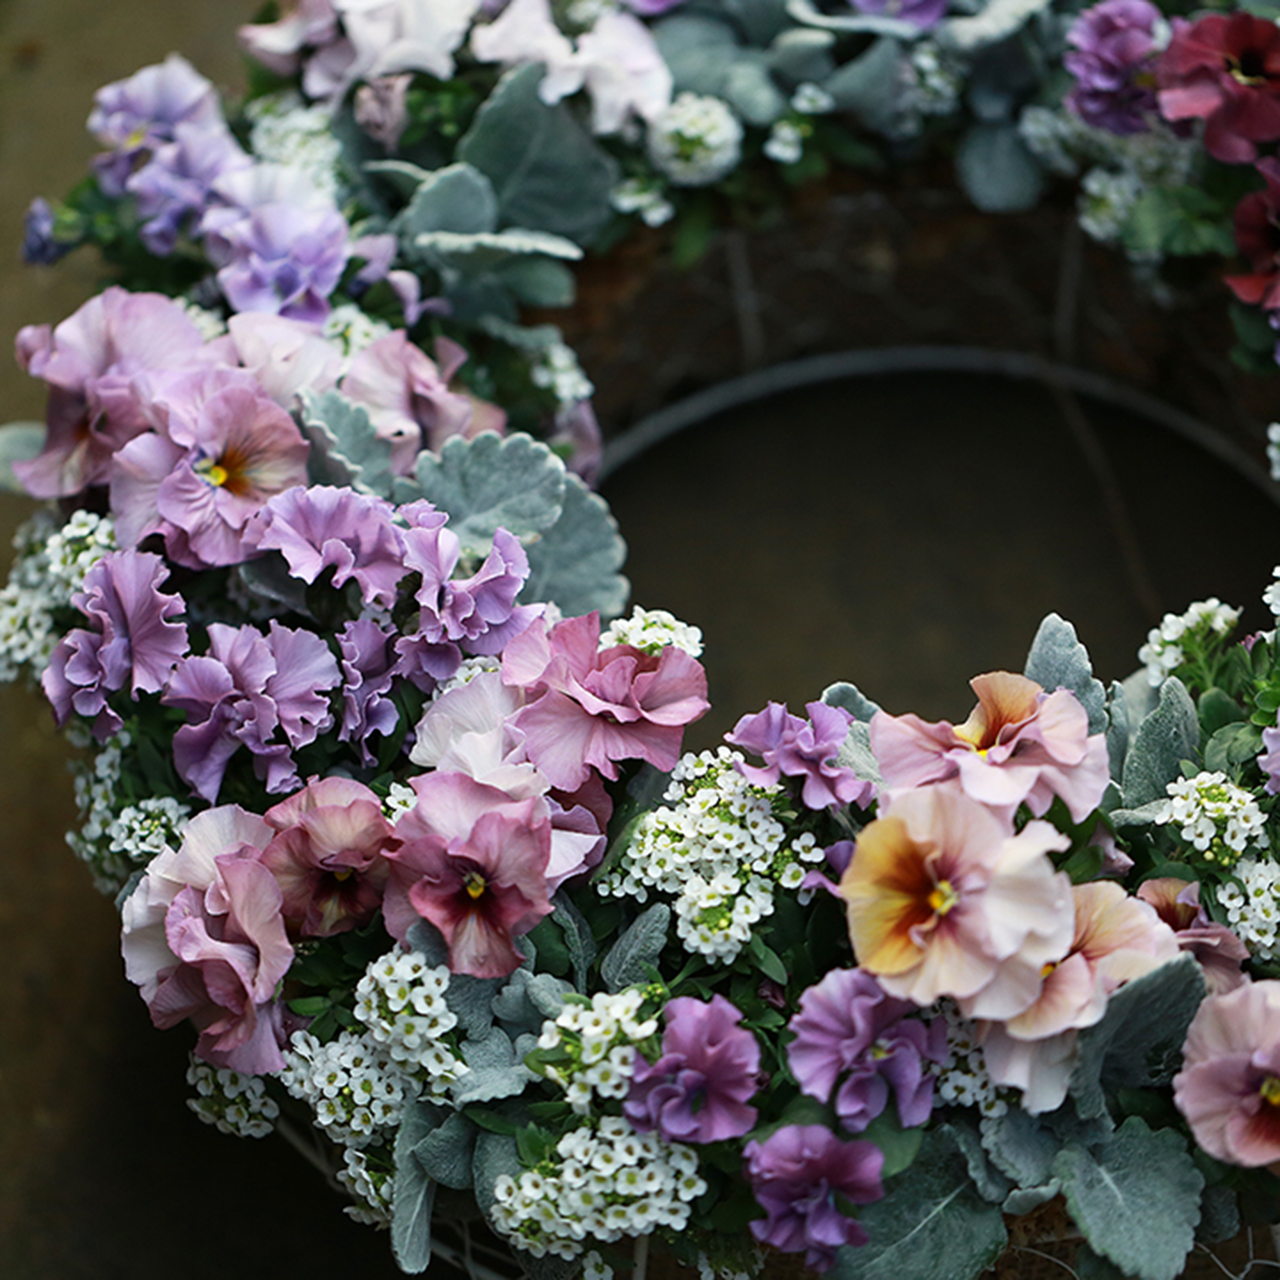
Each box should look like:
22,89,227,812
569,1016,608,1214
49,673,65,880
397,162,499,238
1024,614,1107,734
1053,1117,1203,1280
520,473,629,620
829,1127,1007,1280
600,903,670,992
472,1131,523,1217
413,1111,477,1191
823,681,881,722
392,1101,440,1272
405,431,567,558
457,65,619,246
1104,681,1129,785
0,422,44,493
451,1026,536,1107
1069,955,1205,1120
1120,678,1199,809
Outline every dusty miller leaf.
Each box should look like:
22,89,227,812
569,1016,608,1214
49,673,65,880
1023,613,1107,733
600,904,670,992
1121,677,1199,809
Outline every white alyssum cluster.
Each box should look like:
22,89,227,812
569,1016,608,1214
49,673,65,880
601,606,703,657
1137,598,1241,686
433,655,502,698
186,1057,279,1138
1077,167,1143,243
896,42,963,135
1218,859,1280,959
533,988,656,1115
597,747,823,963
247,92,345,203
323,304,392,356
1158,772,1269,868
339,1146,395,1226
532,341,595,407
178,298,228,340
282,1028,418,1148
647,94,744,187
610,177,675,228
791,83,835,116
490,1115,707,1260
697,1249,764,1280
0,509,116,682
764,121,806,165
1264,565,1280,619
935,1003,1009,1119
353,944,467,1094
66,730,132,894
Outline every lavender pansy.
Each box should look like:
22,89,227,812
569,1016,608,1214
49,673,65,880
21,198,70,266
624,994,760,1143
787,968,947,1132
43,549,190,740
163,620,341,802
744,1125,885,1271
847,0,947,32
1065,0,1165,134
337,619,403,766
727,700,873,810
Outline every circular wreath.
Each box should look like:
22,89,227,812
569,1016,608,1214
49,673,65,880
6,3,1280,1279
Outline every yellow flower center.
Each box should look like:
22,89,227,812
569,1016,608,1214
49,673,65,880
332,868,352,883
1260,1076,1280,1107
195,456,230,487
465,871,487,901
928,879,959,916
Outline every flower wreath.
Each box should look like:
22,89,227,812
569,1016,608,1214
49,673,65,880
7,3,1280,1279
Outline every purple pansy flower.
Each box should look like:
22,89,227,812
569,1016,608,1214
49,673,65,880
744,1125,885,1271
21,198,70,265
88,53,224,197
1065,0,1164,135
248,485,408,607
1261,724,1280,796
337,619,403,765
727,700,873,811
42,549,190,741
624,994,760,1143
787,968,947,1133
847,0,947,32
162,621,341,802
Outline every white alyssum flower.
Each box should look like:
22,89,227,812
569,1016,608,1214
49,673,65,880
187,1057,280,1138
597,748,822,963
1077,166,1142,243
937,1003,1009,1119
1158,772,1269,868
1267,423,1280,483
764,121,805,165
601,606,703,657
1218,858,1280,959
247,92,345,203
323,304,392,356
177,298,228,341
382,781,419,823
353,944,466,1095
1137,598,1241,686
647,94,743,187
105,796,191,871
65,729,142,895
531,341,595,407
610,177,675,228
896,42,963,135
1265,566,1280,619
432,655,502,698
791,83,835,115
490,1115,705,1260
281,1028,418,1148
338,1145,395,1226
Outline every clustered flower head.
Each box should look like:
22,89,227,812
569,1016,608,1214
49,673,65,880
933,1001,1010,1117
490,1115,706,1260
1218,859,1280,960
339,1146,395,1226
533,987,657,1114
186,1056,280,1138
598,747,826,962
646,93,744,186
1137,598,1241,686
1158,771,1270,868
601,606,703,658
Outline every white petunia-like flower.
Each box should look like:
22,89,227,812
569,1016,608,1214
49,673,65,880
647,94,744,187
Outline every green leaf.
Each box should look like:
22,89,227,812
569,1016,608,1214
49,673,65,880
822,37,906,134
1069,955,1205,1120
445,972,503,1040
397,162,498,237
1023,614,1107,734
823,681,881,723
364,158,435,199
831,1127,1007,1280
497,255,578,308
862,1109,927,1180
392,1101,439,1272
551,890,597,990
955,123,1045,214
235,550,309,614
0,422,44,492
942,1119,1010,1204
722,57,787,125
1053,1117,1203,1280
980,1106,1059,1189
457,65,619,245
653,15,740,97
1104,682,1129,785
747,933,789,985
836,720,884,789
404,431,566,557
1198,687,1246,738
1204,721,1264,774
600,903,670,992
521,473,630,620
300,389,396,499
768,28,836,83
414,1111,477,1190
451,1026,535,1107
472,1130,523,1217
491,968,572,1037
1121,678,1199,809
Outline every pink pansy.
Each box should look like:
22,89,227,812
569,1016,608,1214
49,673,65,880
121,805,293,1073
502,611,711,791
840,786,1074,1015
870,671,1110,823
410,671,607,888
225,313,344,408
261,777,396,938
110,367,311,567
14,288,219,499
341,331,501,475
384,771,553,977
1137,878,1249,995
978,881,1180,1113
1174,980,1280,1168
